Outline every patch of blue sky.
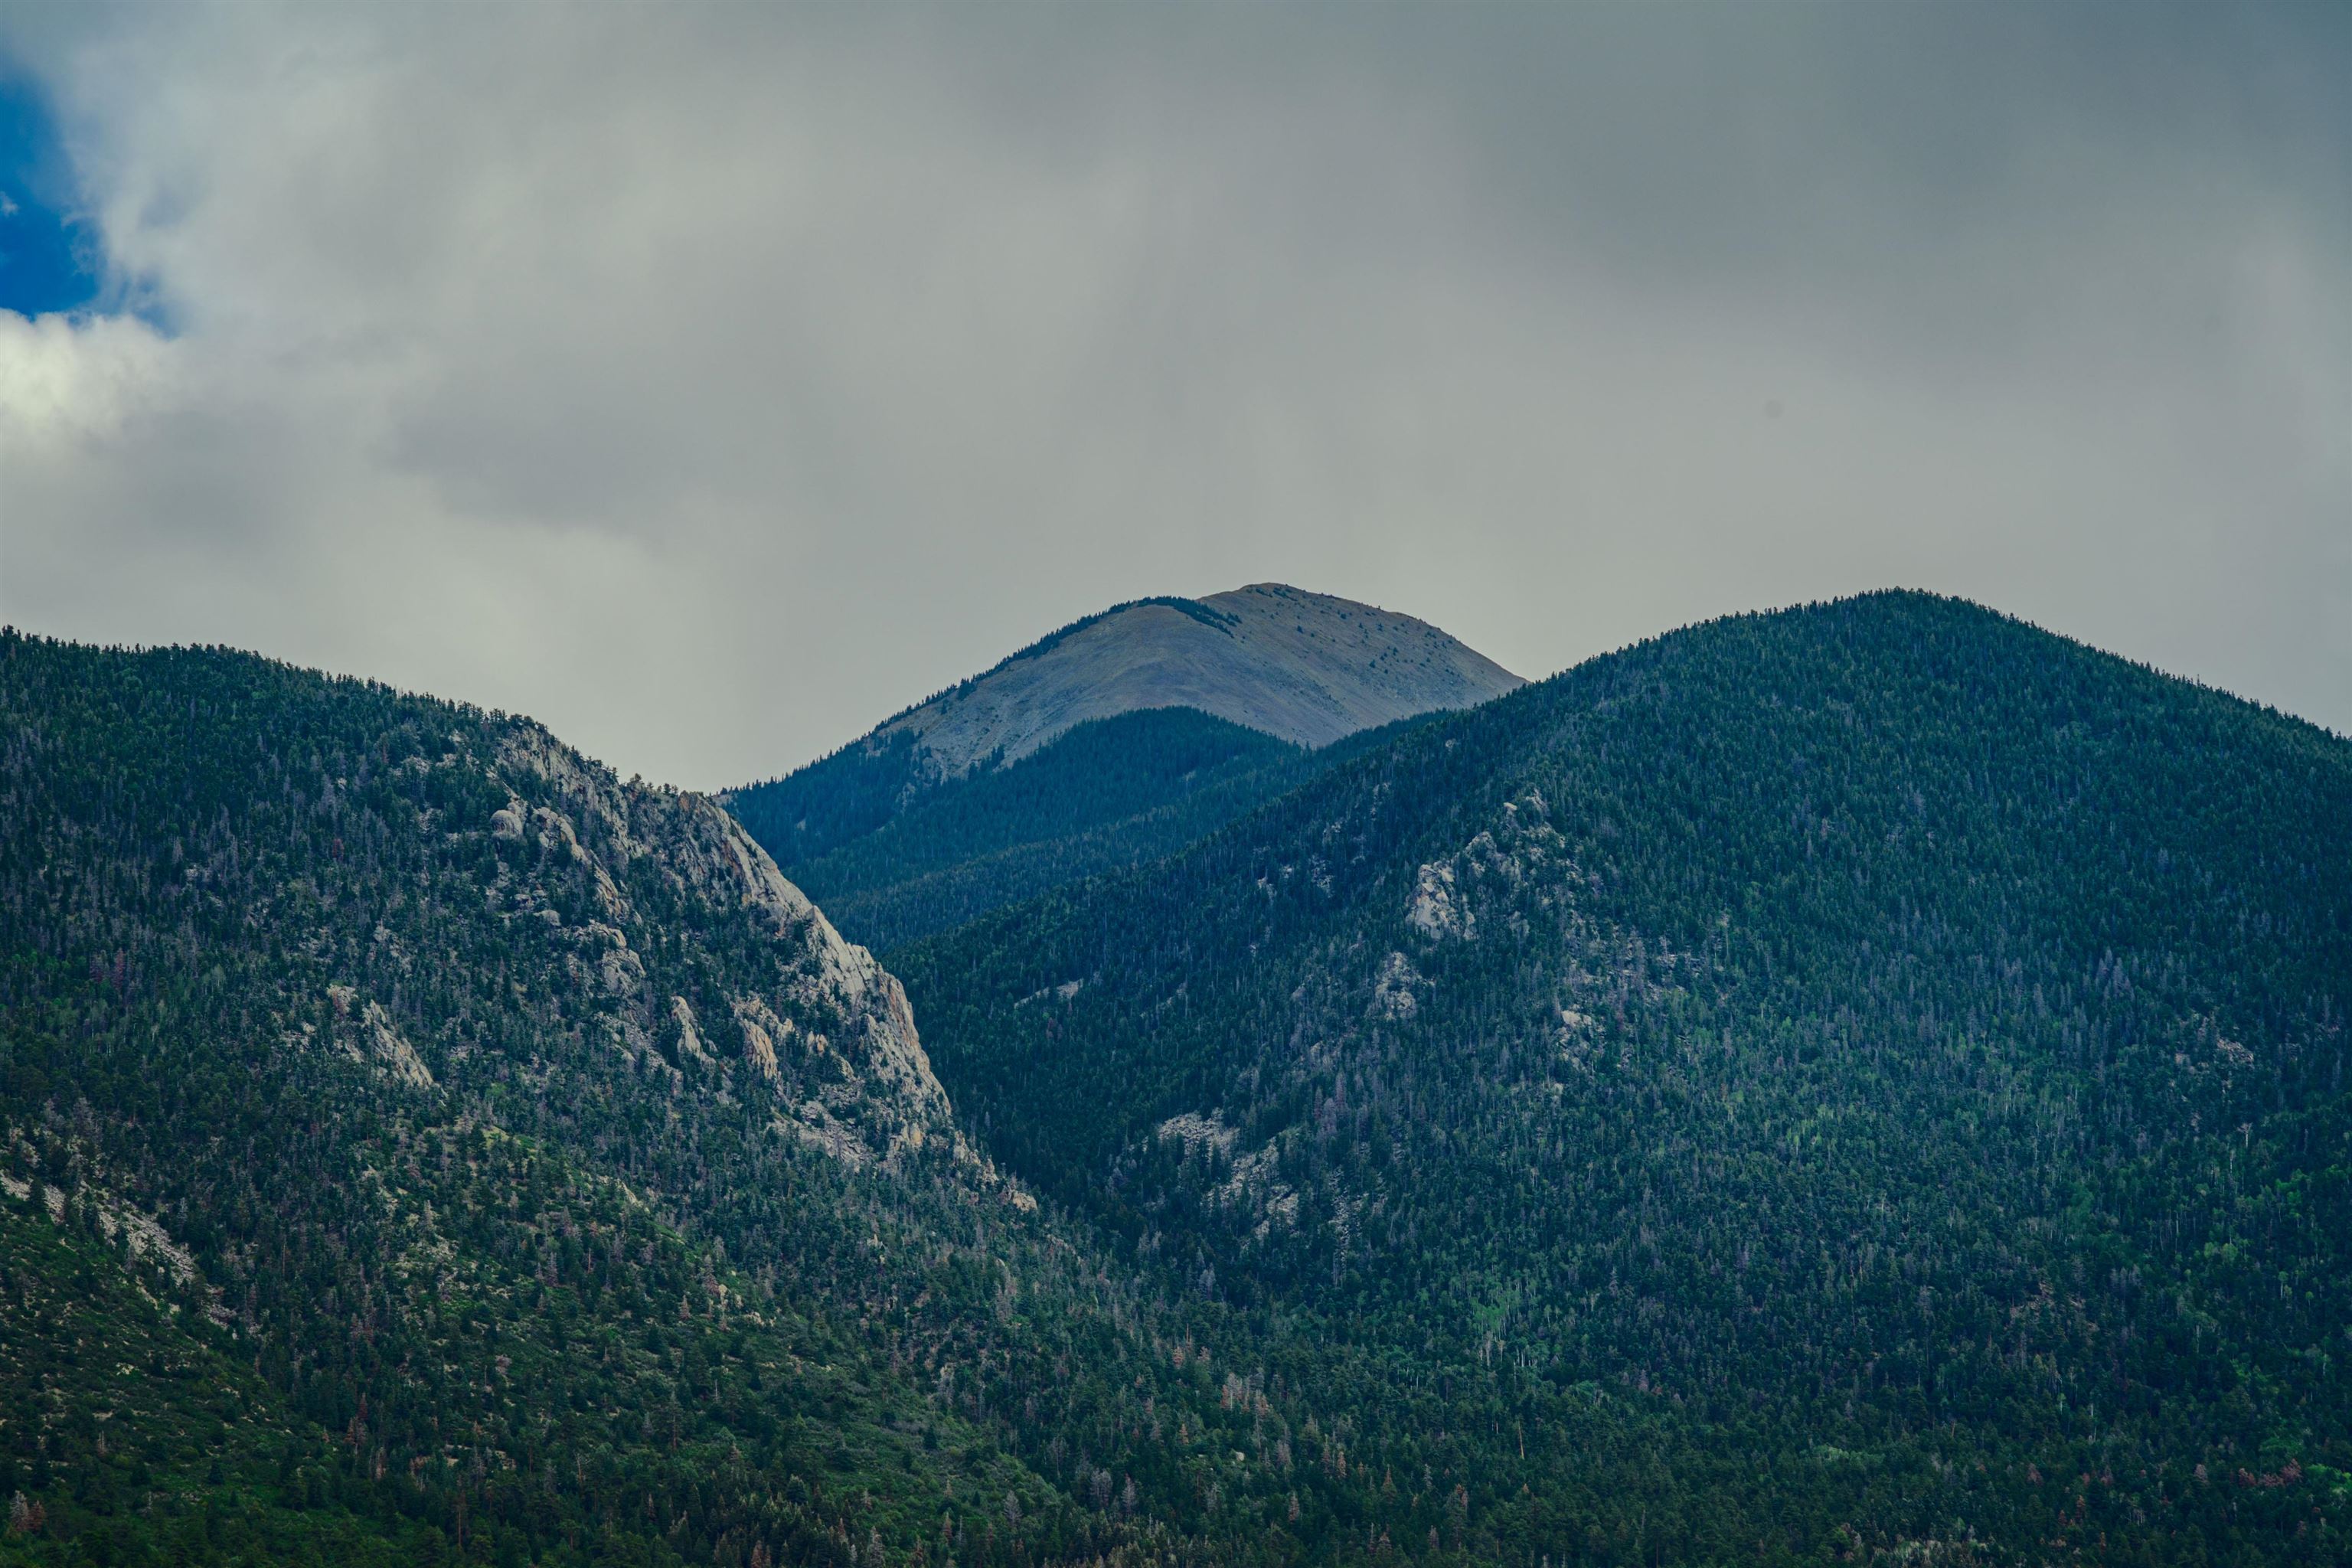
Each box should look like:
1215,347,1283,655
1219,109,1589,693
0,72,166,329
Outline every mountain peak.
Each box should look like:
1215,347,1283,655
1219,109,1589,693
870,583,1521,776
720,585,1525,948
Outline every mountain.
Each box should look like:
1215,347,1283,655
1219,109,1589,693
0,632,1054,1566
896,591,2352,1564
12,594,2348,1567
854,583,1525,773
0,630,1467,1568
725,585,1521,950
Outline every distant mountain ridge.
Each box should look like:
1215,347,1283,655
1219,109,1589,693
724,583,1523,949
864,583,1524,775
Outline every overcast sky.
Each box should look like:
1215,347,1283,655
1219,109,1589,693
1,3,2344,786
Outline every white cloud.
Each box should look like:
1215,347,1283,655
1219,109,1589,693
0,308,174,439
0,5,2343,783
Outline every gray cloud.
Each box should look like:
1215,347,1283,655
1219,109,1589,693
1,2,2344,786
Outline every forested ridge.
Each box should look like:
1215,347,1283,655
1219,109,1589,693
898,592,2352,1565
0,632,1502,1568
732,710,1419,954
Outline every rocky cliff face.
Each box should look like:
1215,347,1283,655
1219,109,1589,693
874,583,1523,777
487,720,993,1181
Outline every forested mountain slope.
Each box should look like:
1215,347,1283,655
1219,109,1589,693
898,591,2352,1564
773,710,1424,954
726,585,1519,952
0,632,1499,1568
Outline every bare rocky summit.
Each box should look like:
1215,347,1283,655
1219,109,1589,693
871,583,1522,776
720,584,1526,949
